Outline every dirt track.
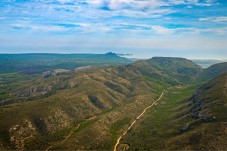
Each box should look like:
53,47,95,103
113,90,165,151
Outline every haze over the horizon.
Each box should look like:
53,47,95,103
0,0,227,59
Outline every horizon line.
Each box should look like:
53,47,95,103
0,52,226,61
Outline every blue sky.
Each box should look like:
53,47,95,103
0,0,227,59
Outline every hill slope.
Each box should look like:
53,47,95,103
169,73,227,150
0,57,225,150
145,57,202,83
198,62,227,81
1,57,203,106
133,57,202,84
0,57,202,150
120,73,227,150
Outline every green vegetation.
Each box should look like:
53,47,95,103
110,118,131,141
146,57,203,83
0,56,226,150
120,84,199,150
0,73,37,105
121,73,227,150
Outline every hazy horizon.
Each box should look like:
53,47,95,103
0,52,226,61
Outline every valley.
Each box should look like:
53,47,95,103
0,54,226,150
119,84,200,150
119,73,227,150
114,90,165,151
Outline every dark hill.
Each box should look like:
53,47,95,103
169,73,227,150
104,52,119,57
198,62,227,81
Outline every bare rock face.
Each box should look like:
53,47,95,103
42,69,71,78
19,86,52,97
9,120,36,151
74,66,92,72
41,109,73,133
118,144,130,151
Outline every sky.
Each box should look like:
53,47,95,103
0,0,227,59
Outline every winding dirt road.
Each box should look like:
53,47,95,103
113,90,165,151
45,124,80,151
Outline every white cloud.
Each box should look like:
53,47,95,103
11,23,67,32
199,16,227,23
85,0,216,9
151,25,175,34
8,20,227,37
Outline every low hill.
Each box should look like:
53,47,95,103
198,62,227,81
134,57,203,83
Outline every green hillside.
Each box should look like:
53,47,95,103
0,56,226,150
120,73,227,150
140,57,203,83
0,57,202,106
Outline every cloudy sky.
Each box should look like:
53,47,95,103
0,0,227,59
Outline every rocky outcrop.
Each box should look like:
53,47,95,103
118,144,130,151
42,69,71,78
36,109,73,133
179,125,189,133
74,66,92,72
9,120,36,151
19,86,52,97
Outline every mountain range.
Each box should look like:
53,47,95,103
0,54,226,150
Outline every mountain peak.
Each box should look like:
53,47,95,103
104,52,118,57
